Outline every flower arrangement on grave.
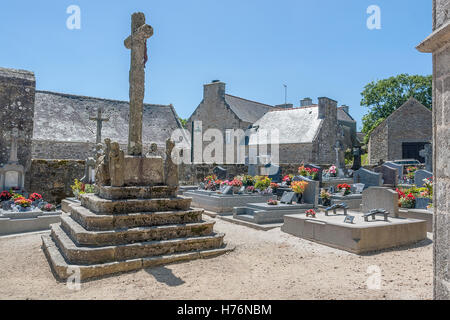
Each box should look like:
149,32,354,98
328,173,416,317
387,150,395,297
270,183,280,191
324,165,338,177
228,179,243,187
241,175,255,187
14,197,32,208
396,188,416,208
406,166,417,180
204,175,218,184
41,203,56,212
246,186,255,193
291,181,308,194
298,166,319,180
306,209,316,218
267,199,278,206
0,191,12,202
337,184,352,196
29,193,43,202
423,177,433,198
320,189,331,206
255,176,272,190
282,174,294,185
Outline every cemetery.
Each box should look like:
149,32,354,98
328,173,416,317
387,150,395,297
0,2,448,301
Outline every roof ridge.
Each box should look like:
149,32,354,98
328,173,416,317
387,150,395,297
225,94,274,108
269,105,318,112
36,90,170,107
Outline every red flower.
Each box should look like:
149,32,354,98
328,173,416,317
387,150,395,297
29,193,43,202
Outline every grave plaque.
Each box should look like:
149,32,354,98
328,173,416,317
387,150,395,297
280,192,297,204
344,215,355,224
415,170,433,188
222,186,233,195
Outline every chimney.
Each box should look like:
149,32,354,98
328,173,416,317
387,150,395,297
318,97,338,120
341,105,350,114
300,97,313,107
203,80,225,103
275,103,294,109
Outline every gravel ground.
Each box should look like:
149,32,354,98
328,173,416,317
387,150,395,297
0,216,433,300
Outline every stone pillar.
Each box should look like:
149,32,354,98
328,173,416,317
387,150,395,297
417,0,450,300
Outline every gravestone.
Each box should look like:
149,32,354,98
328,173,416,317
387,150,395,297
352,183,365,194
384,162,403,180
419,143,432,172
374,165,398,186
362,187,399,218
293,175,319,206
213,166,227,180
0,128,25,191
305,164,323,182
353,168,382,189
280,192,297,204
81,157,96,184
351,147,362,171
415,170,433,187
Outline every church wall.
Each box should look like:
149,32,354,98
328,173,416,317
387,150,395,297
0,68,35,177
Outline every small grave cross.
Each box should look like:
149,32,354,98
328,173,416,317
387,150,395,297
3,127,26,163
89,108,110,144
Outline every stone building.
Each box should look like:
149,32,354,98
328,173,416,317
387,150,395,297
187,80,274,163
368,97,432,165
32,90,184,160
248,97,359,165
417,0,450,300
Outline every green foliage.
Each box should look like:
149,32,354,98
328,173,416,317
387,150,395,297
254,176,272,190
179,118,188,128
361,74,432,143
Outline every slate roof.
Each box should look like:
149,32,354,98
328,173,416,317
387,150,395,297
224,94,274,123
33,91,183,147
248,106,322,145
337,107,355,122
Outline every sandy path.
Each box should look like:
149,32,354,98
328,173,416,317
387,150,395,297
0,216,433,300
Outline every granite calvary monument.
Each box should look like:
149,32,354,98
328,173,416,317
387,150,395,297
41,12,230,280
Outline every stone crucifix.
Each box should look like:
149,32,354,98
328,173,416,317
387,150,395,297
124,12,154,156
4,128,25,164
89,108,109,144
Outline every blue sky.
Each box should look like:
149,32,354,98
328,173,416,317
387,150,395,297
0,0,432,130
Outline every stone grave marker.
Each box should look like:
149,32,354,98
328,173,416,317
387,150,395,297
362,187,399,218
213,166,227,180
374,165,398,186
415,170,433,187
384,162,403,180
353,168,382,189
280,192,297,204
419,143,432,172
222,186,233,195
293,175,319,206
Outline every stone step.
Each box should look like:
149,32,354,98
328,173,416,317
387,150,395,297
51,223,225,265
234,214,256,223
69,204,204,231
60,215,216,246
80,194,192,214
96,185,178,200
42,234,233,281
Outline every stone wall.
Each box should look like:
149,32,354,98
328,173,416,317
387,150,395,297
368,98,432,165
0,68,35,180
278,143,315,164
417,0,450,300
26,159,85,204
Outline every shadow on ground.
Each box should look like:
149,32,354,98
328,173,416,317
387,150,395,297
145,266,185,287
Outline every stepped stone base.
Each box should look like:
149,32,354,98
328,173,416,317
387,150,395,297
42,183,232,280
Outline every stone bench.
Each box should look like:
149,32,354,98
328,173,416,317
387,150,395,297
325,203,349,216
364,208,389,222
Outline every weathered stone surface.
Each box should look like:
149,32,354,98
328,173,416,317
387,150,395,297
415,169,433,187
374,165,398,186
353,168,382,189
97,185,177,200
123,155,164,186
362,187,399,218
165,139,178,187
81,194,191,215
27,159,85,204
109,142,125,187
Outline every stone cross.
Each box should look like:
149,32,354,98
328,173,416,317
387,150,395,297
124,12,154,156
89,108,109,144
419,143,432,172
4,128,25,164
